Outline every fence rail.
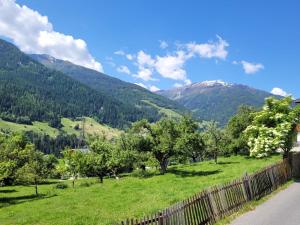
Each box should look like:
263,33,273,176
116,159,292,225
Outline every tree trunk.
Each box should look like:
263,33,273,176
72,179,75,188
283,150,289,160
234,148,238,156
35,182,38,196
140,164,146,171
192,155,197,163
159,159,168,174
99,175,103,183
214,150,218,164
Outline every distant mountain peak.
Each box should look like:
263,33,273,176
158,79,277,126
190,80,233,88
170,80,233,91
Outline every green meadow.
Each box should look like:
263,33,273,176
0,117,121,139
0,155,280,225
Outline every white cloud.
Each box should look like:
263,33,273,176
174,83,183,88
126,54,133,60
114,50,125,56
133,50,190,82
117,65,131,75
133,51,156,81
134,67,155,81
173,79,192,88
241,60,264,74
137,50,155,67
154,50,189,81
149,85,160,92
159,40,168,49
271,87,291,97
134,82,160,92
114,50,134,60
184,79,192,85
117,36,229,83
186,36,229,60
134,82,147,89
0,0,103,72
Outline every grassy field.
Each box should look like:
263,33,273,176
0,117,121,139
142,100,183,120
0,119,60,137
61,117,121,139
0,155,281,225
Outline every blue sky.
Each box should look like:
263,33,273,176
1,0,300,97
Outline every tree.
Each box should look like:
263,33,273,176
87,136,111,182
175,116,205,162
204,121,223,164
225,105,256,155
86,135,133,182
82,152,107,183
62,149,84,188
130,118,180,174
15,148,53,195
106,146,129,179
0,133,31,185
118,131,149,171
245,97,300,158
0,133,57,189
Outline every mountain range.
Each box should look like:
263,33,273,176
157,80,277,126
0,39,182,129
30,54,185,120
0,38,278,129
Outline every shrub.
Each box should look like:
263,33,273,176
74,124,80,130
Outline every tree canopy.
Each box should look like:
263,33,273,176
245,97,300,158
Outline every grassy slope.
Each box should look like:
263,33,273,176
0,155,280,225
0,117,121,139
0,119,59,137
142,100,182,120
61,117,122,139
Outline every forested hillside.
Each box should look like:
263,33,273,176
31,54,185,119
0,39,172,129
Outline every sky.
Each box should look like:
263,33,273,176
1,0,300,97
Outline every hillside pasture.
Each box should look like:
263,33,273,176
0,117,121,139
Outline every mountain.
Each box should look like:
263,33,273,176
0,39,171,129
157,80,277,126
30,54,185,120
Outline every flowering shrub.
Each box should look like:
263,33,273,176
245,97,300,158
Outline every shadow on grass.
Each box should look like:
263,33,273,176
0,193,57,208
217,161,240,165
40,180,60,185
168,169,222,177
0,189,17,193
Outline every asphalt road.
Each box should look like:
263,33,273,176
231,181,300,225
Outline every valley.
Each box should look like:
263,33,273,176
0,2,297,224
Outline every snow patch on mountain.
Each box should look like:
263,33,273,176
191,80,233,87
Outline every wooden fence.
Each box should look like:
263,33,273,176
116,159,291,225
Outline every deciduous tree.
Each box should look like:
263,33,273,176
245,97,300,158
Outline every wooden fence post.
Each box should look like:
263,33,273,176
242,172,253,201
159,212,163,225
